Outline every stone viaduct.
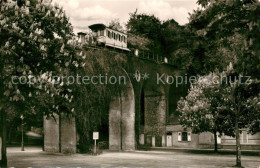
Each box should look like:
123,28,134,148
44,49,187,153
44,49,260,152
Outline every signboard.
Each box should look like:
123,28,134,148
93,132,99,140
0,137,2,160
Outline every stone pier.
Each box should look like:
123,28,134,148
44,114,76,153
109,83,135,151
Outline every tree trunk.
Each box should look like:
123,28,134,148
0,110,7,167
213,130,218,153
235,114,241,167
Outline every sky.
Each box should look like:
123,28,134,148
52,0,200,33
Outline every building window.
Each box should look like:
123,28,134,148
178,132,191,142
182,132,188,141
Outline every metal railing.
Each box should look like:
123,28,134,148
80,42,174,66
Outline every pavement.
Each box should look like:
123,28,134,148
6,147,260,168
150,147,260,156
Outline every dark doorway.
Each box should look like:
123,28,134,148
140,89,145,126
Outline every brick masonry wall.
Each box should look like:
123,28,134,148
109,84,135,151
60,114,77,154
44,114,77,154
221,131,260,145
44,114,59,153
109,96,121,150
144,96,166,137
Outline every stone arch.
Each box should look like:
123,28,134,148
109,68,135,151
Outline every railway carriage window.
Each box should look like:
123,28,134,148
100,30,104,36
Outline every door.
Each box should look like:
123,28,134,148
167,135,172,147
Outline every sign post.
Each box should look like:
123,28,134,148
0,137,2,160
93,132,99,155
20,115,24,151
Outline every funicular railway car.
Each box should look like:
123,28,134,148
77,23,130,52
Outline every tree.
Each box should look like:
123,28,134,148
160,19,186,56
0,0,82,166
224,76,260,167
188,0,259,77
126,11,194,75
108,18,124,32
177,71,231,152
126,11,162,54
186,1,259,166
177,65,260,166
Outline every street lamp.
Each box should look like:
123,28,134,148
20,114,24,151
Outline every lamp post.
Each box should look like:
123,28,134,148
20,114,24,151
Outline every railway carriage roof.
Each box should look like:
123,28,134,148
89,23,127,35
89,23,106,31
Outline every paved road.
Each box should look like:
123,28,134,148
7,147,260,168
